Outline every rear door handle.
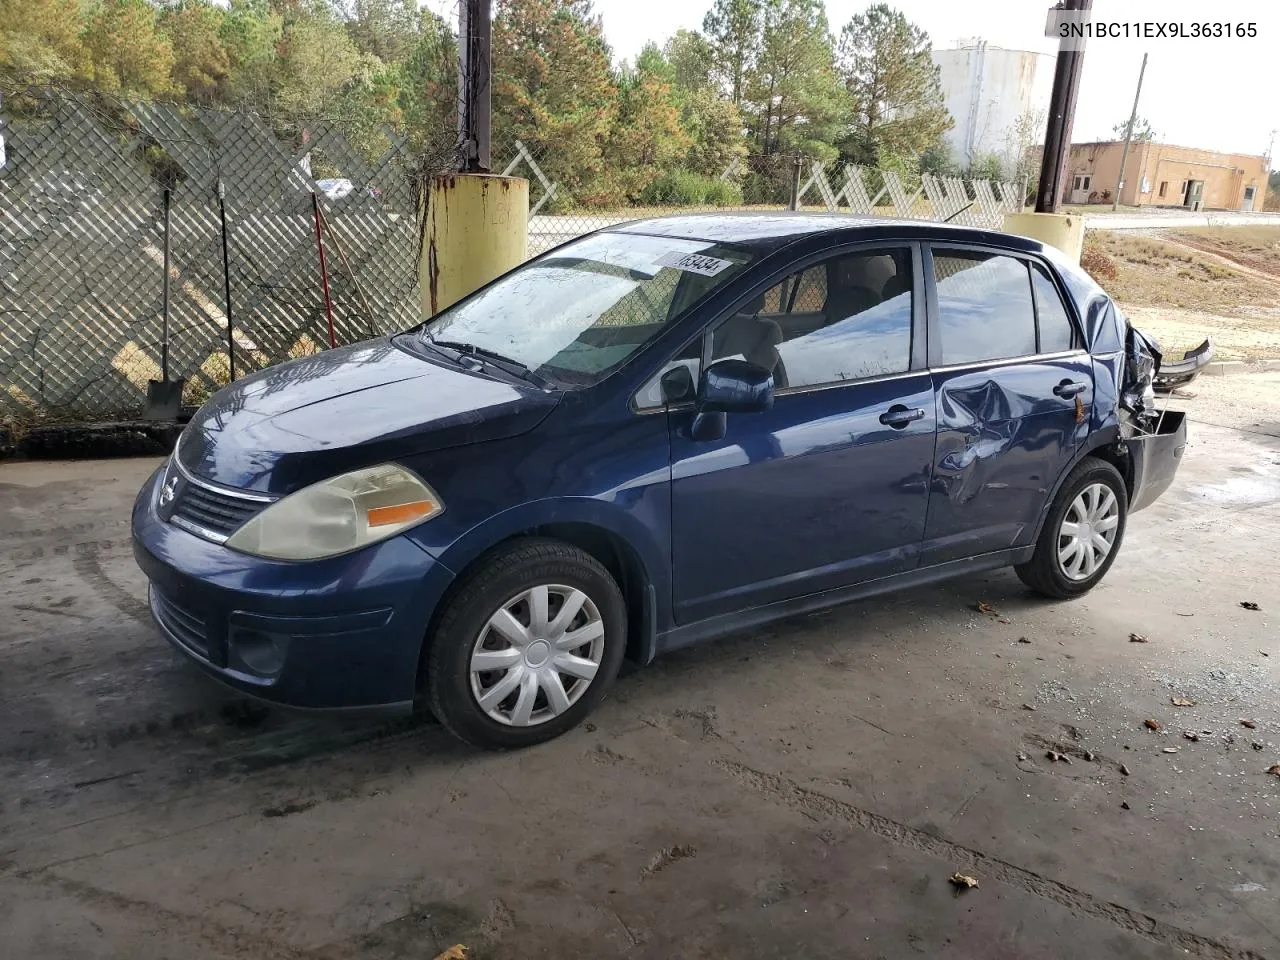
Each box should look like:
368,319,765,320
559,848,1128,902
879,404,926,429
1053,379,1087,398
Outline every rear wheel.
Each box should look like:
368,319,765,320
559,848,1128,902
425,538,627,749
1016,457,1128,599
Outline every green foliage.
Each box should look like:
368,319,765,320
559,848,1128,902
83,0,177,97
608,51,692,200
160,1,231,104
1112,115,1157,142
343,0,420,63
702,0,761,105
0,0,86,83
664,29,713,95
747,0,845,158
641,168,743,206
966,151,1004,182
837,3,951,169
680,86,747,176
918,142,956,176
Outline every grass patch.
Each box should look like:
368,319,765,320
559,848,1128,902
1166,226,1280,279
1082,230,1278,314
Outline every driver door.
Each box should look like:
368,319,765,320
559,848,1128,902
661,244,937,624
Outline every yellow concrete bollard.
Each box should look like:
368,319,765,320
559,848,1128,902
420,174,528,318
1002,211,1085,263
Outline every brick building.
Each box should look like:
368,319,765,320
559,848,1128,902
1063,140,1268,211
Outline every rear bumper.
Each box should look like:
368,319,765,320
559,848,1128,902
1126,410,1188,513
132,466,455,710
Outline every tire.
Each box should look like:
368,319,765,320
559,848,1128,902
425,538,627,749
1016,456,1129,600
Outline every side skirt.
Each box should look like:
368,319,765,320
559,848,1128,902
655,546,1035,655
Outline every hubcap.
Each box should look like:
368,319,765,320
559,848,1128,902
468,584,605,727
1057,482,1120,581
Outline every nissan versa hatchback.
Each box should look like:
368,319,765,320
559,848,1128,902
132,215,1186,748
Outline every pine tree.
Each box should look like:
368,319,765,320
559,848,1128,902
836,3,952,169
701,0,761,106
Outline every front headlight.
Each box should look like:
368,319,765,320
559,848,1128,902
225,464,443,561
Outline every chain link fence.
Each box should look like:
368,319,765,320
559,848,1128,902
1,86,429,423
2,87,1026,425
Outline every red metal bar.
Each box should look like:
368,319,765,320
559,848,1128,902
311,191,337,348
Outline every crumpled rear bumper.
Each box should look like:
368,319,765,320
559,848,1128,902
1126,409,1188,513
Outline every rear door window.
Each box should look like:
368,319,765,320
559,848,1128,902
932,250,1036,365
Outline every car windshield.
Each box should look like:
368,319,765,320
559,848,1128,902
419,232,754,386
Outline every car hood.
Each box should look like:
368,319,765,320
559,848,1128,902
176,340,561,495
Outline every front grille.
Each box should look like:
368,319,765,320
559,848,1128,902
151,586,211,660
172,480,268,538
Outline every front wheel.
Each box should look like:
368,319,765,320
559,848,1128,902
1016,457,1128,599
424,538,627,749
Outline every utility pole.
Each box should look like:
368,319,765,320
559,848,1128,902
457,0,492,173
1266,129,1277,168
1112,52,1147,211
1036,0,1092,213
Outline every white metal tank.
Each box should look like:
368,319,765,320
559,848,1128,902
931,42,1055,173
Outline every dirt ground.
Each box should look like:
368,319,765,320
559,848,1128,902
3,374,1280,960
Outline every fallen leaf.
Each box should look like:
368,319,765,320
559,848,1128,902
1163,747,1180,754
1183,731,1200,742
1119,763,1131,776
432,947,467,960
1174,612,1195,617
1268,765,1280,776
949,872,979,890
1016,752,1029,761
1144,719,1160,731
1017,637,1032,644
1171,697,1196,707
1046,750,1072,763
1253,742,1265,751
1084,750,1095,762
1262,651,1271,657
1129,633,1150,643
998,618,1011,624
1120,801,1131,810
975,601,996,615
1241,720,1258,729
1241,601,1261,611
1021,703,1037,711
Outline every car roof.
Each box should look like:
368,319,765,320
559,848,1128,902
608,212,1045,256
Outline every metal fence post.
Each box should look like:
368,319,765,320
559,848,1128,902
788,157,802,211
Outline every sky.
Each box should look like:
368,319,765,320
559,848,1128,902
578,0,1280,158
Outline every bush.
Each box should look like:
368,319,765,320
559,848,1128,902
640,169,742,207
1080,241,1119,283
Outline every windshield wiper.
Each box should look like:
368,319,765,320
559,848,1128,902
425,336,552,389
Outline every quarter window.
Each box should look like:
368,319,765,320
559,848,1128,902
1031,262,1077,353
933,251,1036,365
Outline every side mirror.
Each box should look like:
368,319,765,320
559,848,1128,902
659,365,696,404
699,358,774,414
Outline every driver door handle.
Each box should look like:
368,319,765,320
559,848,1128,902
1053,379,1087,399
879,404,926,429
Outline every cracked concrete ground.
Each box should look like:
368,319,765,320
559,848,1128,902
3,373,1280,960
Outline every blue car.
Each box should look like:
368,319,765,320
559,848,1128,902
132,214,1185,748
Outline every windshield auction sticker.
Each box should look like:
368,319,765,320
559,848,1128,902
655,251,734,276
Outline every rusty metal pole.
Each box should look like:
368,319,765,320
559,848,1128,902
1112,52,1148,211
1036,0,1092,213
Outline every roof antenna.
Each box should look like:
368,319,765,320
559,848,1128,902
943,202,975,223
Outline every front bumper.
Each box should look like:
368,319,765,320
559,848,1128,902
132,466,455,710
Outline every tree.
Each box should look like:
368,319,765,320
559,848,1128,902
746,0,845,158
1112,115,1156,142
160,0,231,104
492,0,619,206
0,0,86,84
608,48,691,199
1003,106,1045,198
270,1,364,116
702,0,761,105
82,0,177,97
343,0,419,64
220,0,284,109
680,86,747,176
836,4,951,170
664,29,713,95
